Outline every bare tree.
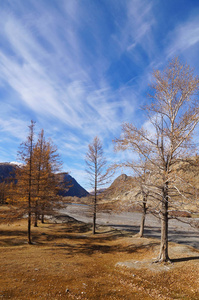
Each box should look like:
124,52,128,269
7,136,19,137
112,157,151,237
133,161,150,238
85,136,111,234
115,57,199,262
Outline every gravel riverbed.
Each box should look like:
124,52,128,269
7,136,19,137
59,204,199,249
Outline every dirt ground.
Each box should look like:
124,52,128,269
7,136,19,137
0,217,199,299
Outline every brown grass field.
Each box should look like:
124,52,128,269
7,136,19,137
0,217,199,299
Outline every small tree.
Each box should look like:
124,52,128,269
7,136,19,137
32,129,44,227
16,122,63,243
17,120,35,244
85,136,111,234
115,57,199,262
112,157,151,237
133,161,150,237
39,139,62,223
31,130,63,225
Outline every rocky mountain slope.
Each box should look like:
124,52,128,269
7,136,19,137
0,163,89,198
100,171,199,215
97,174,140,212
57,173,89,198
0,162,17,183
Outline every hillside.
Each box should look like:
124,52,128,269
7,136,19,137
0,163,89,198
56,173,89,198
99,170,199,215
0,163,17,183
99,174,139,210
105,174,136,198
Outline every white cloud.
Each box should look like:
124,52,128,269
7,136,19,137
0,117,29,140
111,0,155,61
166,17,199,58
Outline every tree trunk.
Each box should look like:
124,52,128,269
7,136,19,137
28,210,32,244
93,211,96,234
93,160,97,235
158,182,169,262
34,201,38,227
93,193,97,234
28,170,32,244
34,213,38,227
41,213,45,223
138,199,147,237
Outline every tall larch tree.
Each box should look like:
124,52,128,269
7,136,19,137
17,120,35,244
114,57,199,262
39,139,62,223
32,129,45,227
85,136,111,234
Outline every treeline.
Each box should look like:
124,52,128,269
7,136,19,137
1,121,68,244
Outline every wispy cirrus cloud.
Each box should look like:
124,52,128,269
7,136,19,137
109,0,156,63
1,0,199,189
166,17,199,59
0,4,132,136
0,117,29,140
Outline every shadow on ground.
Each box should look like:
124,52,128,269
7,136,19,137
108,223,199,249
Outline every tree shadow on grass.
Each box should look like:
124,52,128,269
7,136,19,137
171,256,199,263
0,229,28,246
0,229,27,236
0,222,128,247
45,237,160,256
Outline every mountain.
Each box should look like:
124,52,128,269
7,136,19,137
0,163,89,198
102,174,136,200
101,171,198,216
56,173,89,198
0,163,17,183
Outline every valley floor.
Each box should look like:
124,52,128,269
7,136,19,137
0,217,199,299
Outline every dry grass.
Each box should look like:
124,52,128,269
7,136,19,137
0,217,199,299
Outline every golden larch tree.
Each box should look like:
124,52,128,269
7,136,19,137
115,57,199,262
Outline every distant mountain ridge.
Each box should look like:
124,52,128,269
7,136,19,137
57,173,89,198
0,162,17,183
0,163,89,198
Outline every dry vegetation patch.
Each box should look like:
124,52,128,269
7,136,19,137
0,217,198,299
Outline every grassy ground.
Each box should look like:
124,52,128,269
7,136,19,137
0,217,199,299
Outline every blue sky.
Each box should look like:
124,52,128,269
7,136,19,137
1,0,199,191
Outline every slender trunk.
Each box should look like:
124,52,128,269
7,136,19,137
41,198,46,224
28,178,32,244
28,122,34,245
34,200,38,227
93,192,97,234
34,213,38,227
138,197,147,237
158,181,169,262
41,203,45,223
28,160,32,244
92,210,96,234
93,160,97,235
28,210,31,244
35,133,43,227
41,213,44,224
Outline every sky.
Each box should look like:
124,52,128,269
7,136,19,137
1,0,199,191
